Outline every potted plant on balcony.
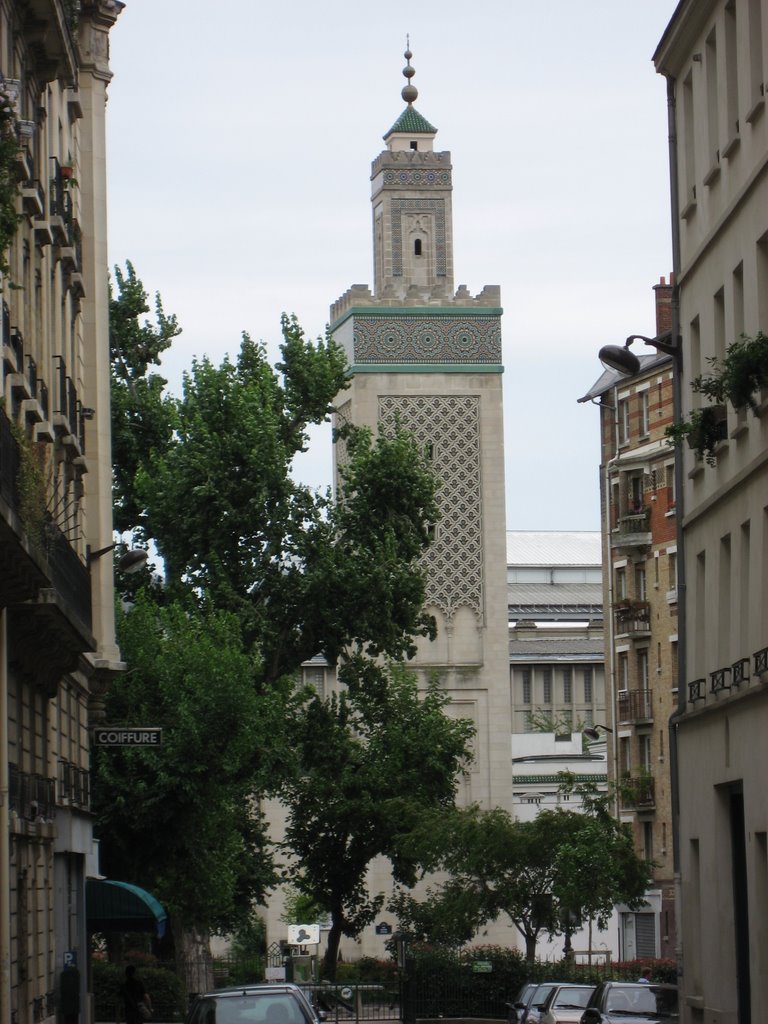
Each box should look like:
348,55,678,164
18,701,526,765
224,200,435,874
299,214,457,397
665,404,728,466
692,332,768,414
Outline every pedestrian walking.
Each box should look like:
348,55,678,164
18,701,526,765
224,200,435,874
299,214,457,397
121,965,153,1022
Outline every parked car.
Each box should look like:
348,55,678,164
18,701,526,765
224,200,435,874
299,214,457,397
509,982,540,1023
186,983,323,1024
538,984,596,1024
579,981,679,1023
523,983,565,1024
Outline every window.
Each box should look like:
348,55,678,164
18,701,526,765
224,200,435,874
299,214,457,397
303,666,325,697
748,0,764,113
665,463,676,508
725,1,739,142
635,565,646,600
638,649,649,690
542,670,552,704
619,399,630,444
619,652,629,691
616,567,627,599
639,733,652,770
410,140,418,151
562,669,572,703
643,822,654,864
668,552,677,592
414,238,422,256
706,28,719,170
682,71,696,204
583,668,593,703
640,391,650,436
521,670,532,705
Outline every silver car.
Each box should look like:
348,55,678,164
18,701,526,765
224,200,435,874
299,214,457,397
186,983,322,1024
537,984,595,1024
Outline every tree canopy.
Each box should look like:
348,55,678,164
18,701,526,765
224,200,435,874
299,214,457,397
280,662,475,978
95,265,449,968
393,791,652,961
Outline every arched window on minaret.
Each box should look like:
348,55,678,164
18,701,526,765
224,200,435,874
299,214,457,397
414,238,422,256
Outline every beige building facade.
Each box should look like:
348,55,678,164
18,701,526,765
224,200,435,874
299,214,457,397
329,49,511,818
652,2,768,1021
0,2,123,1021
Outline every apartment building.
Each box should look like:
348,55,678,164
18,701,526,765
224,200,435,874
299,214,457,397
579,279,678,961
653,2,768,1020
0,2,123,1020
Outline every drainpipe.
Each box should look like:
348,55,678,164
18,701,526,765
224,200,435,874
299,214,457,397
662,70,686,984
0,608,10,1024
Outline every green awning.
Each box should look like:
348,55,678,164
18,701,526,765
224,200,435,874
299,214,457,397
86,879,167,938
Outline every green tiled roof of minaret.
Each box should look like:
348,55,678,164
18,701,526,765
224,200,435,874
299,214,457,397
384,105,437,138
384,42,437,138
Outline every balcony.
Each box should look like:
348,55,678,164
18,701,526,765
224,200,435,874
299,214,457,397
9,763,56,821
612,508,652,552
614,599,651,638
617,688,653,723
619,773,656,811
58,760,90,810
21,178,45,217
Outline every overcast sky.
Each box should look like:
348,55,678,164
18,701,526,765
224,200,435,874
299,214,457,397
106,1,675,532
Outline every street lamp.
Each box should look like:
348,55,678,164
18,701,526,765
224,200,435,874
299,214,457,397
88,543,148,574
582,723,614,743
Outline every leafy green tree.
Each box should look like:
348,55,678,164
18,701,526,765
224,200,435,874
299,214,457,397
98,275,445,978
280,663,475,979
396,797,651,961
137,319,438,682
109,261,180,535
92,595,280,979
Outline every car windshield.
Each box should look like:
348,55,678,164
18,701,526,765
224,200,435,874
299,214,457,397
531,984,557,1007
552,987,592,1009
605,985,678,1017
190,994,312,1024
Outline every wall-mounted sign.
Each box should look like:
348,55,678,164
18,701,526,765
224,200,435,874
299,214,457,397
93,728,163,746
288,924,320,945
375,922,393,935
472,961,492,973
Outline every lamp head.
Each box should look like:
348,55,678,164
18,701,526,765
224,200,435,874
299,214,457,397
598,341,641,376
118,548,149,574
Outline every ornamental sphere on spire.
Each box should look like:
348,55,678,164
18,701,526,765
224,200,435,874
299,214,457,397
401,45,418,104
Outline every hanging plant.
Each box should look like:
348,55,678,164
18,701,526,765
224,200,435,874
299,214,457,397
665,405,728,466
0,85,21,284
692,332,768,414
10,420,49,549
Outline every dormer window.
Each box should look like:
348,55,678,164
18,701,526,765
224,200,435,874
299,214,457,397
410,140,418,150
414,239,422,256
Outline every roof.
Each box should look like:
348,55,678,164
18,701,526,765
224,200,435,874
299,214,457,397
508,581,603,614
384,106,437,138
506,531,601,566
508,637,604,659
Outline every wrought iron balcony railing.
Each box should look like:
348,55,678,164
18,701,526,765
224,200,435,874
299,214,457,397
620,773,655,811
617,688,653,722
9,764,56,821
59,760,90,810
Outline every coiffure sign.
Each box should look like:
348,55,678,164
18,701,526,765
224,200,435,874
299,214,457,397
93,728,163,746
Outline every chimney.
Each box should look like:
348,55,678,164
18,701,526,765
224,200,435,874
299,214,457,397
654,274,674,337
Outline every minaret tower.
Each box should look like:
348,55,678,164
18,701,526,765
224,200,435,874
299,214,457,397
330,46,511,814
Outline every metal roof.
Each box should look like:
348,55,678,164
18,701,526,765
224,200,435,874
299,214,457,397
509,637,604,659
508,581,603,614
506,531,602,566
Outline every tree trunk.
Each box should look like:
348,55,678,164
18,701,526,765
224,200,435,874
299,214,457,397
321,915,343,981
524,931,538,963
171,919,214,998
